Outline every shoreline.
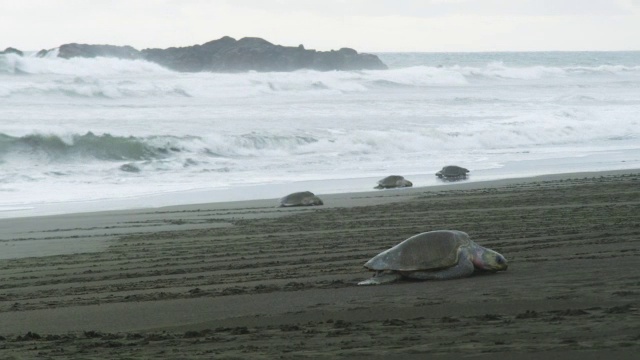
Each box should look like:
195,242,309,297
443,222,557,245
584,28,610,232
1,169,638,358
2,160,639,220
1,168,638,261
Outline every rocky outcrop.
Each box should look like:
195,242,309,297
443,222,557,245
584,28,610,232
141,36,387,72
57,43,141,60
34,36,387,72
0,47,23,56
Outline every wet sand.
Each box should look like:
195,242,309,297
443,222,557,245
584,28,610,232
0,170,639,359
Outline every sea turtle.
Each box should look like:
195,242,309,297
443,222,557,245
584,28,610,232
358,230,507,285
279,191,324,207
436,165,469,180
375,175,413,189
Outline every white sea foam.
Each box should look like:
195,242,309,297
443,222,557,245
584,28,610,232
1,51,639,217
0,52,171,76
457,61,567,79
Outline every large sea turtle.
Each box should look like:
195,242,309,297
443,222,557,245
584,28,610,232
358,230,507,285
279,191,324,207
375,175,413,189
436,165,469,180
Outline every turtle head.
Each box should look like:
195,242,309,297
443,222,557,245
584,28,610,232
472,246,508,272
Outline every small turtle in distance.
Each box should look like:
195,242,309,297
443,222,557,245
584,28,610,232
374,175,413,189
436,165,469,181
358,230,507,285
279,191,324,207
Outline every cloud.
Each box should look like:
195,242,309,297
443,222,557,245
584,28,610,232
224,0,632,17
1,0,639,51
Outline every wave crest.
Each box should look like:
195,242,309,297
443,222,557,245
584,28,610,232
0,132,183,161
2,54,639,101
0,53,172,76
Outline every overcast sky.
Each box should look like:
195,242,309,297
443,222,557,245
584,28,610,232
2,0,640,52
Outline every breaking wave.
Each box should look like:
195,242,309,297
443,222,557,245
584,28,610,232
2,106,635,167
0,78,192,98
2,53,639,100
0,132,324,163
0,53,171,76
0,132,183,161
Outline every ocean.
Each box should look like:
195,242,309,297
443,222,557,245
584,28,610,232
1,51,639,218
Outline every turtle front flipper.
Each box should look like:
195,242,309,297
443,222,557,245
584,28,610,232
357,271,402,285
405,250,475,280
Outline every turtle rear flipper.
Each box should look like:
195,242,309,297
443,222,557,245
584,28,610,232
357,271,402,286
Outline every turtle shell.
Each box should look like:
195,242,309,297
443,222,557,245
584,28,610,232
377,175,412,188
437,166,469,177
279,191,323,207
363,230,472,271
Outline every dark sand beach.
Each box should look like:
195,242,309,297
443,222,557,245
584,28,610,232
1,171,638,359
